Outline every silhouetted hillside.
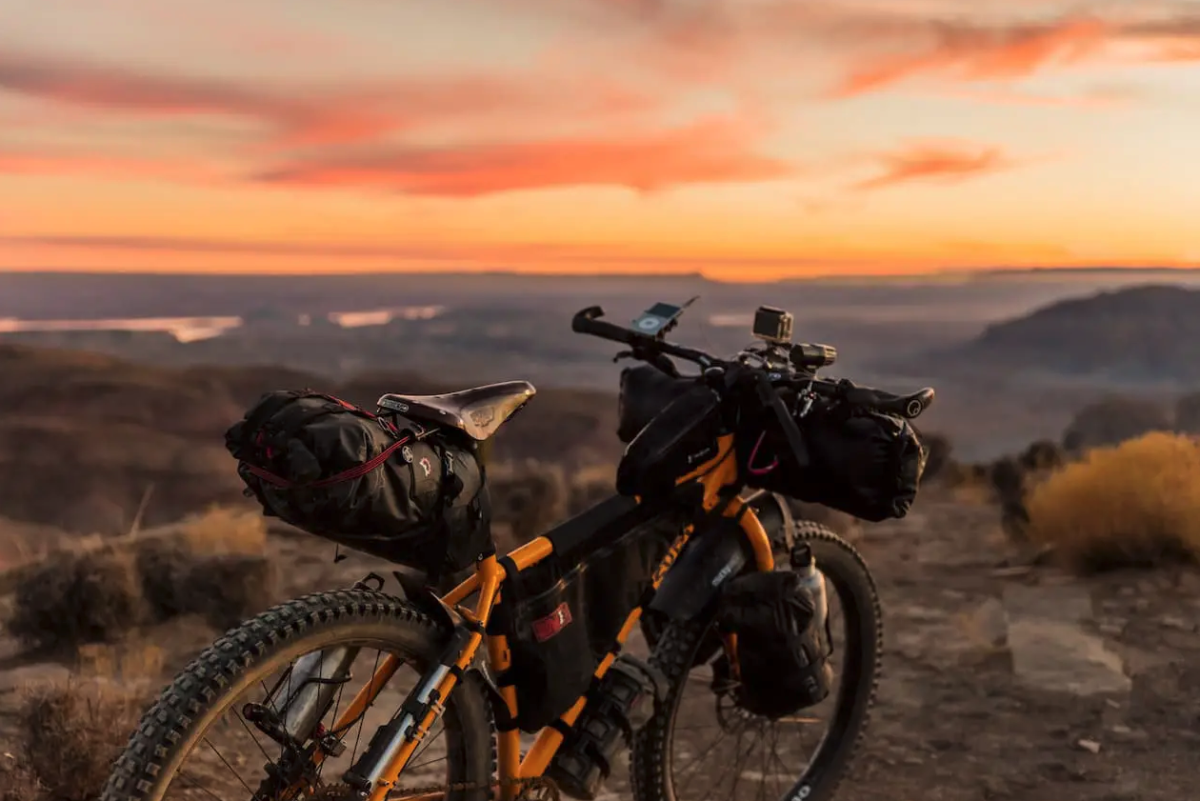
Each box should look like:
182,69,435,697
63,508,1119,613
946,285,1200,384
0,343,620,535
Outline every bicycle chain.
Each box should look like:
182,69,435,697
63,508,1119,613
310,774,560,801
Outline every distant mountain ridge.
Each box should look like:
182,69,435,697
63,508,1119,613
946,284,1200,384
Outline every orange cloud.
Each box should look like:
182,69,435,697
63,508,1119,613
834,17,1111,96
0,52,656,150
253,117,790,197
855,141,1015,190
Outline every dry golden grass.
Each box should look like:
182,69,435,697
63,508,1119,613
75,641,165,685
0,678,144,801
6,507,277,650
1024,432,1200,570
174,506,267,556
7,547,146,649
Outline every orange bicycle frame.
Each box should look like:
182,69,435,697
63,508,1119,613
322,433,773,801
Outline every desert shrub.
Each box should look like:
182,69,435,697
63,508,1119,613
0,755,42,801
7,508,276,650
135,510,274,629
1,678,144,801
1062,396,1172,453
7,546,145,650
174,506,267,556
75,641,165,685
1024,432,1200,570
1017,439,1067,472
178,553,278,630
134,510,274,627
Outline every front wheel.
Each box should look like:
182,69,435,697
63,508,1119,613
102,589,496,801
631,523,881,801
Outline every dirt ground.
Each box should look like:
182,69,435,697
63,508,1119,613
2,490,1198,800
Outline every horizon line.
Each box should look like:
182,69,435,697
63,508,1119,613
3,264,1200,284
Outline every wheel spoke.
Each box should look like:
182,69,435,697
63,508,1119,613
351,648,384,766
201,736,255,796
175,767,230,801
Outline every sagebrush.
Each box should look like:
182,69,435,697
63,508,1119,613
6,507,276,649
0,679,144,801
1024,432,1200,570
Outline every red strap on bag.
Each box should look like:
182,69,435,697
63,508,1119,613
243,434,411,490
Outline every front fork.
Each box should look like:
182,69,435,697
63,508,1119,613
251,572,485,801
342,625,477,797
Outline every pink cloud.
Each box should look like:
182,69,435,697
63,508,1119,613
854,141,1016,190
833,18,1111,96
253,117,791,197
0,51,660,150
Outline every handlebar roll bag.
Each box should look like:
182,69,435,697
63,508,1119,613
739,404,927,521
225,390,491,579
616,385,723,499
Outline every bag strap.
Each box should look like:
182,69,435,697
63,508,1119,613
497,555,523,605
243,434,411,489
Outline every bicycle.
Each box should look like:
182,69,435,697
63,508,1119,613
102,301,933,801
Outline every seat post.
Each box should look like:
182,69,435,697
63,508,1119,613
477,438,495,467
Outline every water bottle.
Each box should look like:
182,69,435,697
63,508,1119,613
788,542,833,707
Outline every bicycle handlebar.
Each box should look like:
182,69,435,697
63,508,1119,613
573,306,714,366
572,305,935,420
571,306,635,346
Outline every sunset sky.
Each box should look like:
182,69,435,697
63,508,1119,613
1,0,1198,280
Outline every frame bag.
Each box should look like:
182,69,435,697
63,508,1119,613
490,504,678,732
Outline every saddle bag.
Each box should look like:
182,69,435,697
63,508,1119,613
225,390,491,577
741,403,926,521
714,569,833,719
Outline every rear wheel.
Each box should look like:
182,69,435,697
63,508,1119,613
102,590,496,801
631,523,881,801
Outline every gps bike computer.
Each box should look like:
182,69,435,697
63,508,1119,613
631,297,697,338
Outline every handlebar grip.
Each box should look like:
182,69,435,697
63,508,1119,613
840,385,934,419
572,306,635,345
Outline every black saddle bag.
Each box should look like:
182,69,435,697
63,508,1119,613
225,389,491,577
741,403,926,521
